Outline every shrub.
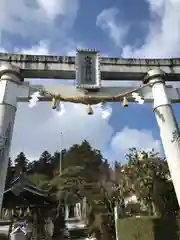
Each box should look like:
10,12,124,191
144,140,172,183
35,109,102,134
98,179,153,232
0,233,8,239
117,217,180,240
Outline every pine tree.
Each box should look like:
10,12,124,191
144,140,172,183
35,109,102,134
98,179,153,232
38,151,53,177
14,152,28,176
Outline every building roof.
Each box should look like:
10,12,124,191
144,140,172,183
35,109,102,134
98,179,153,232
3,175,55,208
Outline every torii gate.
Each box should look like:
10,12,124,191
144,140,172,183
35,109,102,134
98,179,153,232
0,49,180,211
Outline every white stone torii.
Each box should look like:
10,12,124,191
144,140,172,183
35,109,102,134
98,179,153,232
0,51,180,212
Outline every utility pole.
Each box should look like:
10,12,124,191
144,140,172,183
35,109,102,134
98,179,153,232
59,132,62,175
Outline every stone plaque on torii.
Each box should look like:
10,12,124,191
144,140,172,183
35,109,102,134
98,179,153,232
0,48,180,211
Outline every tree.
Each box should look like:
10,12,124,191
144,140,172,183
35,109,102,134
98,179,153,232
39,151,52,164
53,167,117,240
51,141,108,200
29,151,53,178
14,152,28,176
27,173,50,189
38,151,53,177
50,141,118,239
87,185,117,240
121,148,176,216
52,166,86,204
61,140,103,182
152,174,179,217
8,142,118,239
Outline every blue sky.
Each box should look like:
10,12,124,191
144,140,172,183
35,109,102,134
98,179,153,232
1,0,180,162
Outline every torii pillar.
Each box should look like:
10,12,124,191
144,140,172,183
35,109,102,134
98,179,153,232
144,68,180,206
0,64,23,212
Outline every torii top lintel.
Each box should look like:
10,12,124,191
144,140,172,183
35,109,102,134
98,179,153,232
0,52,180,81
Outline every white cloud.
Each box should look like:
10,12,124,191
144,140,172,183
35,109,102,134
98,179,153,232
0,47,5,52
0,0,80,42
123,0,180,58
97,1,180,58
111,127,161,155
5,38,114,159
11,103,113,159
0,0,105,160
37,0,68,20
17,39,85,57
94,0,179,157
7,38,113,159
1,0,165,161
17,41,51,55
96,8,129,47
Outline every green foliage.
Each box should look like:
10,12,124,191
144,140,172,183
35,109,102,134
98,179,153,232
5,143,179,239
0,234,8,239
49,141,117,239
61,140,104,181
30,151,53,177
14,152,28,176
117,217,180,240
115,148,174,217
27,173,50,189
51,141,110,200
